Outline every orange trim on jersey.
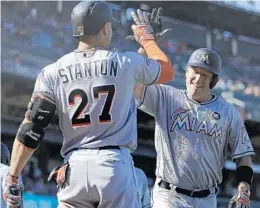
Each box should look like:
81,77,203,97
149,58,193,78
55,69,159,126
143,41,175,84
72,122,91,127
99,120,111,124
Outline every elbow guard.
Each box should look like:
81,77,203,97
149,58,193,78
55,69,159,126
16,122,45,149
26,95,56,128
16,95,56,149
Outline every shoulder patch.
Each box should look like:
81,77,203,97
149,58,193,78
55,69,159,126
212,112,220,120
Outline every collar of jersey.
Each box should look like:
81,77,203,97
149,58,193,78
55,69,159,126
184,90,218,105
74,47,106,53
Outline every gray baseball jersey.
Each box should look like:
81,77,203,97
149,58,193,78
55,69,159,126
134,167,151,208
138,85,255,190
32,49,161,156
0,163,23,208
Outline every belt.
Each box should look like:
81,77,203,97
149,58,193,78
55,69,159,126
158,180,218,198
99,145,120,150
66,145,120,155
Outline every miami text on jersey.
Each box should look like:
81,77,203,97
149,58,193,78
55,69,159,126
170,107,226,144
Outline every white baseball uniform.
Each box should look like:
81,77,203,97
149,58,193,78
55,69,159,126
137,85,255,208
32,49,161,208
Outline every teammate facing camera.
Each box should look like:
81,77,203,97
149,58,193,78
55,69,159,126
134,14,255,207
185,48,220,101
3,1,174,208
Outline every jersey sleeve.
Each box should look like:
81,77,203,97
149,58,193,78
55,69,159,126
32,67,55,102
137,85,166,118
227,108,255,161
125,52,161,85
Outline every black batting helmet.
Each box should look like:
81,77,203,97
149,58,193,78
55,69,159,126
187,48,221,89
1,143,10,166
71,1,119,37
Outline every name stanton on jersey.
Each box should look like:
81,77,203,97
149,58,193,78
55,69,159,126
58,59,118,83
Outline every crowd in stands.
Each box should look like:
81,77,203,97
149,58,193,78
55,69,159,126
2,1,260,200
2,2,260,99
2,1,260,98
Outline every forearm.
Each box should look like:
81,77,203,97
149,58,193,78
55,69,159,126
142,41,174,84
142,41,167,61
9,138,35,177
9,93,56,177
236,156,252,167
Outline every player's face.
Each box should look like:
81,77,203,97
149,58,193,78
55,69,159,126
185,66,213,101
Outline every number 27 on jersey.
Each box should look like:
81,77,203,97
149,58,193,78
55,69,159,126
68,84,115,127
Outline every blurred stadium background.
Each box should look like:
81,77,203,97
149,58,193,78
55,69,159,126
1,1,260,207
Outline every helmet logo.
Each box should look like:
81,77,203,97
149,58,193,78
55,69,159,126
77,25,84,36
195,53,210,65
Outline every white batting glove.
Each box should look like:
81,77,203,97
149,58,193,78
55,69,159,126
3,174,23,208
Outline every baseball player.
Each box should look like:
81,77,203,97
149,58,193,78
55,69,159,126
134,167,151,208
3,1,174,208
135,47,255,208
1,143,23,208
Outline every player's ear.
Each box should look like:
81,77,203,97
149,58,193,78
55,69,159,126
185,66,188,78
101,22,110,35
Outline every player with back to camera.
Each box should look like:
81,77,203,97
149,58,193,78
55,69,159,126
132,6,255,208
3,1,174,208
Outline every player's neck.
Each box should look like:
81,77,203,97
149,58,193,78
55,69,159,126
187,91,212,103
77,41,106,51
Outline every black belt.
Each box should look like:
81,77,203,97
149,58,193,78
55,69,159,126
99,145,120,150
158,180,218,198
66,145,120,155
